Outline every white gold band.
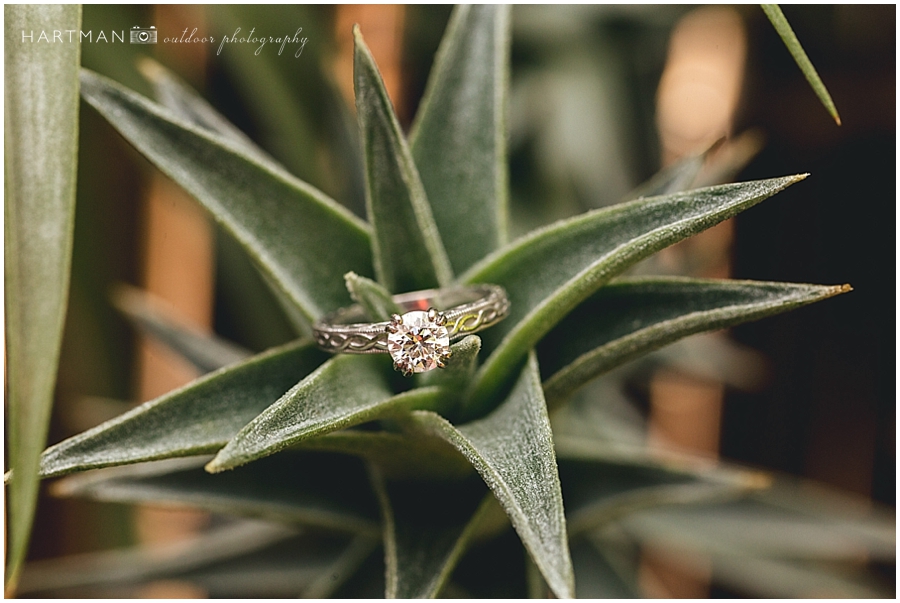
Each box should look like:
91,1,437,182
312,284,510,356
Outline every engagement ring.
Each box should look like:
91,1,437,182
312,284,510,375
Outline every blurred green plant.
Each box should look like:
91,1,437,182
7,4,891,598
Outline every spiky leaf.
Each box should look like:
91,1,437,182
371,468,493,598
79,69,372,328
40,341,326,478
410,4,510,272
353,27,453,292
463,175,807,414
4,4,81,588
761,5,841,125
539,277,850,405
344,271,400,322
208,357,438,472
410,354,575,598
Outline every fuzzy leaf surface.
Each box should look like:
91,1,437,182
344,271,400,322
53,454,381,536
539,277,849,405
410,354,575,598
409,4,510,273
40,342,326,478
138,58,275,165
353,27,453,292
418,335,482,398
79,69,372,327
208,356,438,472
371,468,492,598
462,175,806,412
4,4,81,587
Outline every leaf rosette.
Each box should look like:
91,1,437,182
21,5,888,600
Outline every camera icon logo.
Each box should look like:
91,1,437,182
130,26,157,44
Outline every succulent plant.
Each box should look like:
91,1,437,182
8,5,893,598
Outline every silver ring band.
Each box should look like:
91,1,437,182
313,284,509,354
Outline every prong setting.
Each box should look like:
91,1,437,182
385,310,451,375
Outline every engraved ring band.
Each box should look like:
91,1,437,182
312,284,510,375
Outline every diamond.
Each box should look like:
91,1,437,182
386,309,451,375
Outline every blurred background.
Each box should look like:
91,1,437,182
26,4,894,597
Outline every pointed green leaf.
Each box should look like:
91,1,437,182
207,356,440,472
409,354,575,598
4,4,81,589
111,284,251,374
540,277,850,405
40,341,326,478
53,453,381,536
79,69,373,328
370,467,494,598
761,5,841,126
409,5,510,273
344,271,401,322
624,134,763,202
353,26,454,292
462,175,808,413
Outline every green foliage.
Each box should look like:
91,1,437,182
462,175,807,415
40,341,327,477
344,271,402,322
4,4,81,589
79,68,372,331
410,4,510,273
354,26,453,292
762,4,842,125
12,4,890,599
539,277,850,406
409,354,574,597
